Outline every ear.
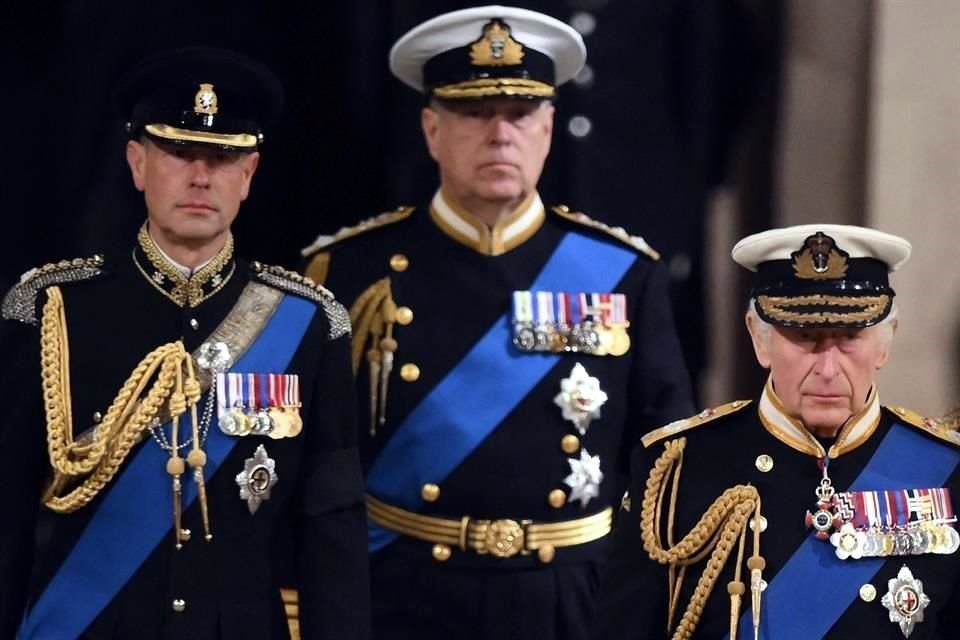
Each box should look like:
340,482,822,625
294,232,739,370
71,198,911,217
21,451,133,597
874,318,897,369
746,312,772,369
239,151,260,201
421,107,440,162
126,140,147,192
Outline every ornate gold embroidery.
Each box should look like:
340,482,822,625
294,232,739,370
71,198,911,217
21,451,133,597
756,293,890,325
791,232,849,280
470,19,524,66
135,224,235,307
194,83,219,115
434,78,555,100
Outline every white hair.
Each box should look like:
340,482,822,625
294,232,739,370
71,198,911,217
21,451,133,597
746,299,898,350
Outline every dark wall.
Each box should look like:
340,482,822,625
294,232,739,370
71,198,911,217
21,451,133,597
1,0,777,397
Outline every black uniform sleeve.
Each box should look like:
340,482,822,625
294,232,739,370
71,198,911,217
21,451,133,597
296,331,371,640
592,444,671,639
0,319,46,638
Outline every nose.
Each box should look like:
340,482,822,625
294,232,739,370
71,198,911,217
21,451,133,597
487,115,513,145
814,345,840,379
189,158,212,187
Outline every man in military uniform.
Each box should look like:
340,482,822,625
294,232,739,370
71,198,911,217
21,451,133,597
0,47,369,639
299,7,693,639
608,224,960,638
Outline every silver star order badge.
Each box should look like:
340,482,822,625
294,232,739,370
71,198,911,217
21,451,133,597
881,565,930,637
235,444,279,514
563,448,603,508
554,363,608,435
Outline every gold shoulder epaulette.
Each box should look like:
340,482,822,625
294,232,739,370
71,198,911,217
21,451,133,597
551,205,661,261
642,400,753,449
250,262,350,340
888,405,960,447
300,206,415,257
2,255,105,325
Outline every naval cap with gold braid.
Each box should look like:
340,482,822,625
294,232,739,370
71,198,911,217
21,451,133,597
116,46,283,152
390,5,586,100
732,223,911,329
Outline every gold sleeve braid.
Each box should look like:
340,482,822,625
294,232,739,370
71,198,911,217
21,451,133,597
640,437,765,640
40,286,201,513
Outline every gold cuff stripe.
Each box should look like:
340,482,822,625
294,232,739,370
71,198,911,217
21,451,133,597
366,495,612,552
757,293,890,324
145,123,258,148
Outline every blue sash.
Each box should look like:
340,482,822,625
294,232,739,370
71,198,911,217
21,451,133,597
367,232,638,551
19,294,315,640
726,423,960,639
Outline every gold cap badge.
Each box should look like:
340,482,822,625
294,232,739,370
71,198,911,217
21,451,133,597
470,19,524,67
193,83,219,115
791,232,849,280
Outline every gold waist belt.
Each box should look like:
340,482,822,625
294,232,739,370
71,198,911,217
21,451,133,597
367,494,613,561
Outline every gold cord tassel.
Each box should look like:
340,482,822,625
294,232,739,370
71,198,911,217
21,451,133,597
640,437,762,640
348,278,401,435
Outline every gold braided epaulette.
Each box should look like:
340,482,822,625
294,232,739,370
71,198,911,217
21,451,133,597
888,405,960,447
250,262,350,340
642,400,753,449
299,206,415,258
2,255,105,325
551,205,661,261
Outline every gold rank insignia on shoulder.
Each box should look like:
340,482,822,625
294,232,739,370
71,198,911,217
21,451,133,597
250,262,350,341
299,206,415,257
551,205,661,261
512,290,630,356
2,255,105,325
641,400,753,449
470,19,525,67
890,405,960,446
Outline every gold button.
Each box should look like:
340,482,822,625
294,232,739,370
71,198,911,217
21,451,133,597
548,489,567,509
400,363,420,382
749,516,768,533
390,254,409,272
92,411,103,423
180,528,192,541
395,306,414,325
537,544,556,563
755,454,774,473
172,598,186,612
432,544,451,562
859,583,877,602
561,434,580,454
421,483,440,502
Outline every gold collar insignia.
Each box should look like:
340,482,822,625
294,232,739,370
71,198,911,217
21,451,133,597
133,224,235,307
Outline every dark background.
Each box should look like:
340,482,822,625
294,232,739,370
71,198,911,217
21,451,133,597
1,0,781,399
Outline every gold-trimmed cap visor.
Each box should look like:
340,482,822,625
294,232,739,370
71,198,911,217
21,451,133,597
755,292,894,328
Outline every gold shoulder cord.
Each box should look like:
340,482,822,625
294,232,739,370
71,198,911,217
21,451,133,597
40,286,207,545
640,437,766,640
348,278,399,437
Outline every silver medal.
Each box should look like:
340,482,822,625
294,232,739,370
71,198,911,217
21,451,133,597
235,444,279,514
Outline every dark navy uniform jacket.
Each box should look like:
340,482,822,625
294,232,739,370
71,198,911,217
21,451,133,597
0,237,370,640
600,383,960,639
301,192,693,640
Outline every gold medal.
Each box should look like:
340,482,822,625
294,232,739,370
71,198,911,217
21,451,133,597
268,408,292,439
287,407,303,437
234,409,252,436
608,323,631,357
593,326,612,356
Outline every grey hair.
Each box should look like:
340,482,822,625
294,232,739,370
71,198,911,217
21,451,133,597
746,299,898,350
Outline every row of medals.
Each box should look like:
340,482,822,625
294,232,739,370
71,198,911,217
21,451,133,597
835,523,960,557
219,405,302,439
513,321,630,356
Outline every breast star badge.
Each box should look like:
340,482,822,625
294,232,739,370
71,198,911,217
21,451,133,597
554,363,608,435
563,448,604,508
235,444,278,514
880,565,930,638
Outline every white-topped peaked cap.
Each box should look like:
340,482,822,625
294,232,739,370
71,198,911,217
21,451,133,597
731,224,912,328
389,5,586,100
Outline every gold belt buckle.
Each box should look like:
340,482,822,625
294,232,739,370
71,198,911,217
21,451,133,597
483,518,526,558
